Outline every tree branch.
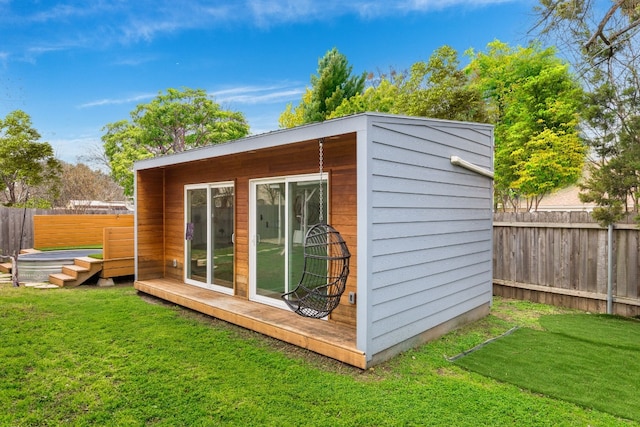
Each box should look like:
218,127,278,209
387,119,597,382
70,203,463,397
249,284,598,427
584,0,627,51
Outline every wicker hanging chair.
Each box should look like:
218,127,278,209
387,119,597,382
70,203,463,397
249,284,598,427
282,223,350,319
281,139,351,319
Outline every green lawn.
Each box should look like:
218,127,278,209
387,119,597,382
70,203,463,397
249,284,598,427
0,285,636,426
455,313,640,422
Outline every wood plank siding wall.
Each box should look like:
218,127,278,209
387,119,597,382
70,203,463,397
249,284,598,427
365,120,494,356
136,168,165,280
135,136,358,326
33,214,134,249
493,212,640,316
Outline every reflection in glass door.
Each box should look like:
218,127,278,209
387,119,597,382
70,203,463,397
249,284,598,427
211,185,234,288
186,188,207,283
254,182,286,299
250,175,327,308
185,182,234,294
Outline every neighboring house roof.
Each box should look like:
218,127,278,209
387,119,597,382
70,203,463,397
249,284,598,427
66,200,128,210
537,185,595,212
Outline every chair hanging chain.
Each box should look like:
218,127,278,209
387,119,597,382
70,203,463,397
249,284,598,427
318,138,324,223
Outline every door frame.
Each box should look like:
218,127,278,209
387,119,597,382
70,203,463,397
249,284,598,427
248,173,328,310
184,181,235,295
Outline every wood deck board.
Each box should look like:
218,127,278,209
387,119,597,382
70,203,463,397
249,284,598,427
134,278,365,368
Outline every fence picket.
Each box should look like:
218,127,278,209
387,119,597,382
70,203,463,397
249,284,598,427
493,212,640,316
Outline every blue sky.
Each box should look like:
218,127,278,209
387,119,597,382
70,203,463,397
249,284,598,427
0,0,536,164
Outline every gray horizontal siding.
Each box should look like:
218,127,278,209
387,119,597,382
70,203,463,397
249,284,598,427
371,240,490,273
372,230,491,260
372,207,491,223
365,118,493,358
372,260,491,304
371,288,491,352
371,273,491,328
372,175,490,199
373,122,492,168
373,219,490,239
373,191,490,209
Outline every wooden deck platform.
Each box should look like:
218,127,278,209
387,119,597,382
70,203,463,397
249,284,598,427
134,278,366,369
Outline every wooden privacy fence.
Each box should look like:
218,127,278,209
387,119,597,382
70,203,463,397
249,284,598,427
493,212,640,317
34,214,134,249
0,206,40,256
1,207,132,256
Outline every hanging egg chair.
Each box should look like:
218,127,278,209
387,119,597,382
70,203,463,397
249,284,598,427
281,139,351,319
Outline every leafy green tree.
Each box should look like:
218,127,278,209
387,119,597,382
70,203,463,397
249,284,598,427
467,41,585,210
533,0,640,223
579,110,640,225
279,48,366,127
328,77,398,118
328,46,487,123
0,110,61,207
102,120,151,197
103,87,249,195
393,46,488,122
279,89,312,128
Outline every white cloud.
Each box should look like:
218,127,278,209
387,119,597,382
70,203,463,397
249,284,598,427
244,0,516,24
27,46,66,55
49,135,103,164
212,84,305,105
117,3,233,44
78,84,304,110
30,4,93,22
112,55,159,67
4,0,517,52
78,93,156,109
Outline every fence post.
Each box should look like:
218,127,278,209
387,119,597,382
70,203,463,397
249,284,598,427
607,223,614,315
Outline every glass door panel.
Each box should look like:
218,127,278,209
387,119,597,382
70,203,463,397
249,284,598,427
211,185,234,289
250,175,327,309
287,180,327,288
255,182,286,298
185,183,234,293
186,188,207,283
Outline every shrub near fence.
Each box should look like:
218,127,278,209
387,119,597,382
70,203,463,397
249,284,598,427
493,212,640,317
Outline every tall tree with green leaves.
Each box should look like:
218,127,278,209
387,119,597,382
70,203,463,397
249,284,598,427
328,76,398,118
533,0,640,224
328,46,487,123
103,87,250,195
0,110,61,207
467,41,586,210
279,48,366,127
577,78,640,225
393,45,488,122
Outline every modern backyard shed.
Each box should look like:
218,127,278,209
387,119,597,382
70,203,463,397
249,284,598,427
133,113,494,368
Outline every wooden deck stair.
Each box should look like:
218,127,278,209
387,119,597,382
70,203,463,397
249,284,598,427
48,257,103,287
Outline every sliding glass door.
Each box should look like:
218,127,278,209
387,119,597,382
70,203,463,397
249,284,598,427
249,174,327,309
185,182,234,294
